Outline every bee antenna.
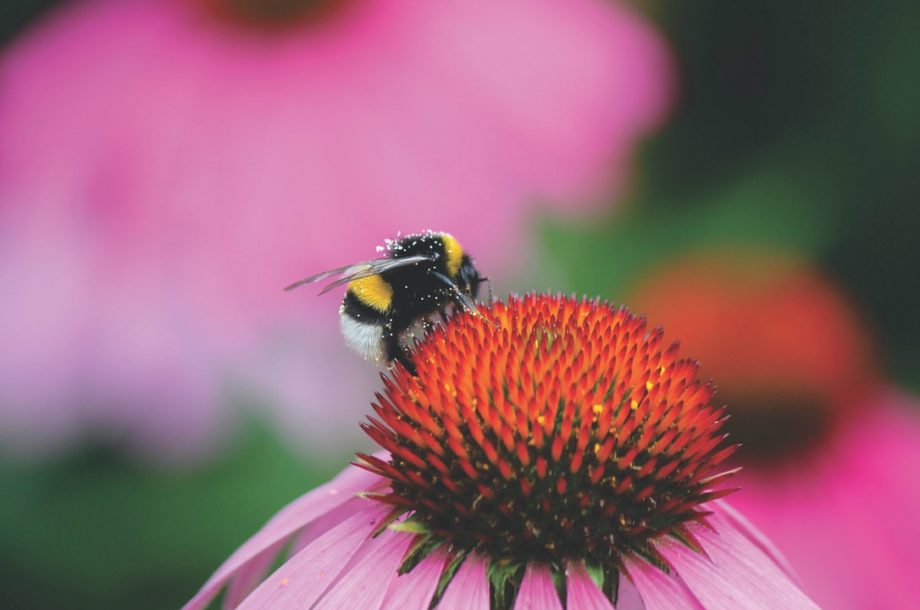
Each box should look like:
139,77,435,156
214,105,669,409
431,271,478,312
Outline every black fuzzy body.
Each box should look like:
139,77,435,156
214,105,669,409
340,232,481,374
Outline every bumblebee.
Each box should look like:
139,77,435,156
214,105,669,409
285,231,486,375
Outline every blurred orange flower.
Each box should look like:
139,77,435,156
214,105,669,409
630,247,920,609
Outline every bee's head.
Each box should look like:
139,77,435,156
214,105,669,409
436,233,487,303
456,255,483,299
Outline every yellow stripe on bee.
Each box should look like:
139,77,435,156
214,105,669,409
349,275,393,312
441,233,464,278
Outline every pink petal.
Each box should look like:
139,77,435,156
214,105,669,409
381,549,448,609
314,530,412,609
514,563,562,610
615,574,647,610
437,554,490,610
222,539,286,609
712,500,798,582
235,506,387,609
658,508,819,610
183,465,382,610
288,489,376,555
564,562,613,610
622,555,702,610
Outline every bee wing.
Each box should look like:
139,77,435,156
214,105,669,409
284,254,433,294
283,264,360,292
316,255,432,295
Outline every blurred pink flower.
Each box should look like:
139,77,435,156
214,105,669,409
730,390,920,610
631,248,920,609
0,0,672,460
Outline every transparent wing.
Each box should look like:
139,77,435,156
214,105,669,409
316,255,431,295
284,254,432,294
283,263,359,292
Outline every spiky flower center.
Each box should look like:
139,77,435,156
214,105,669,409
360,295,736,581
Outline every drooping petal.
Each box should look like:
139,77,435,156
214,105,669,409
288,489,377,555
712,500,798,581
514,563,563,610
184,466,382,610
564,563,614,610
230,483,377,605
234,506,387,610
313,530,411,609
657,508,819,610
381,549,448,610
222,539,286,609
622,555,703,610
437,554,490,610
615,574,648,610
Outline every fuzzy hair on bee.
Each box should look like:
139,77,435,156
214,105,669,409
285,231,488,375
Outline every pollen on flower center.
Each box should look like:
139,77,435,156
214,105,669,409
359,295,737,578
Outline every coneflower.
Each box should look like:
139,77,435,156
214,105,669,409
185,295,817,609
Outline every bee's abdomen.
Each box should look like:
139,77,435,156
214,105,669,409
347,275,393,312
340,311,384,362
340,291,386,362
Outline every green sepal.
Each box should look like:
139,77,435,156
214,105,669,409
488,559,524,610
582,559,621,604
670,524,707,557
585,562,605,591
371,507,407,538
429,549,470,609
389,519,431,535
631,542,671,574
551,564,567,607
399,534,443,575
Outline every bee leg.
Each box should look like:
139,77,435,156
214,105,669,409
484,277,494,304
384,319,418,376
390,340,418,377
421,316,437,335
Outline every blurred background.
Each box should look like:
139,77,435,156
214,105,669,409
1,0,917,608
